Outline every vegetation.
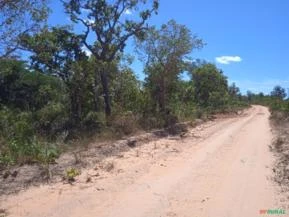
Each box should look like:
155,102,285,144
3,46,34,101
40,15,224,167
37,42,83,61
65,167,80,182
0,0,252,168
244,85,289,116
0,0,49,57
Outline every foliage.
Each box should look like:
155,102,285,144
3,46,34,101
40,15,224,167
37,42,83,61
271,85,287,100
0,59,64,166
242,85,289,118
66,167,80,182
0,1,253,169
138,20,204,114
191,63,229,111
0,136,59,166
112,68,143,113
20,27,86,81
0,0,49,57
63,0,159,116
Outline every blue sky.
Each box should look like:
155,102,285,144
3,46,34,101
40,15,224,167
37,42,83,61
48,0,289,94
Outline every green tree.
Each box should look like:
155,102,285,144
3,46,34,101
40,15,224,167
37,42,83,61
0,59,26,106
271,85,286,100
113,67,142,113
137,20,204,113
246,90,253,102
20,27,86,81
192,63,229,110
63,0,159,117
0,59,67,139
20,27,93,125
228,82,240,98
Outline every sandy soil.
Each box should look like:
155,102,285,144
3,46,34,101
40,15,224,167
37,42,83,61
271,112,289,208
0,106,286,217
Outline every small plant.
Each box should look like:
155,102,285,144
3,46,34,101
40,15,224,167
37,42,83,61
0,153,15,167
66,167,80,182
38,144,60,164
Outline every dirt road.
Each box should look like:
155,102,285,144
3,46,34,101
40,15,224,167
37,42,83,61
0,106,285,217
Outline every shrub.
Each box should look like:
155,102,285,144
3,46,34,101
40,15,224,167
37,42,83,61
0,107,33,143
36,102,68,136
111,112,139,135
66,167,80,182
82,111,106,129
0,137,60,166
139,115,165,130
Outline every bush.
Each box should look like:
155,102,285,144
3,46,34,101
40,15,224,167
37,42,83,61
0,137,59,166
111,112,139,135
0,106,60,166
36,102,68,136
82,111,106,129
0,107,34,143
66,167,80,182
139,115,165,130
169,100,197,121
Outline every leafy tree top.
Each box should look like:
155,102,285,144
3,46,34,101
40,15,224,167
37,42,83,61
137,19,204,71
271,85,287,100
63,0,159,61
0,0,49,58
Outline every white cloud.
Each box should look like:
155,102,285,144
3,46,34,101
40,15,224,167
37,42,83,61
124,9,132,15
81,46,92,57
215,56,242,64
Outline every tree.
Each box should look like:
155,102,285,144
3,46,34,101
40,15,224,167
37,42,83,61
271,85,286,100
0,59,26,106
20,27,86,81
20,27,92,124
0,0,49,57
246,90,253,102
112,67,143,113
258,92,264,98
192,63,229,109
63,0,159,117
228,82,240,98
137,20,204,113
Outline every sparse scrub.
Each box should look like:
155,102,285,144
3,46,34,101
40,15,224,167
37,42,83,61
110,112,139,136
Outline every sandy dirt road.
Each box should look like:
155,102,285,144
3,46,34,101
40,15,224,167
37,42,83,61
0,106,285,217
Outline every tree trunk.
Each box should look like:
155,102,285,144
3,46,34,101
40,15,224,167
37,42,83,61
93,73,99,112
159,76,166,113
100,70,111,116
70,92,80,126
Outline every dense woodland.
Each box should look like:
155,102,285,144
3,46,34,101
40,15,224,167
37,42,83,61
0,0,288,167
